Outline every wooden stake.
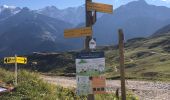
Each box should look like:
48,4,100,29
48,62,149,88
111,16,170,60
118,29,126,100
15,54,18,86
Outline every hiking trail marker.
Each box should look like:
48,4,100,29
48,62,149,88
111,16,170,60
4,55,27,86
4,57,27,64
4,57,15,64
87,1,113,14
64,27,92,38
64,0,113,99
16,57,27,64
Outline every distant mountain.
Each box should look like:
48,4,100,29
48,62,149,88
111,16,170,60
38,0,170,45
93,0,170,45
37,5,104,26
0,7,82,57
0,5,21,21
38,5,85,26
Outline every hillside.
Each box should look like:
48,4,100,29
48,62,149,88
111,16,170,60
105,32,170,81
1,29,170,81
153,24,170,36
112,30,170,81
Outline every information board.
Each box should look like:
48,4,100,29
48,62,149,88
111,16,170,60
76,52,105,95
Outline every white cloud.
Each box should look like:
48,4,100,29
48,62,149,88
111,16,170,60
161,0,170,2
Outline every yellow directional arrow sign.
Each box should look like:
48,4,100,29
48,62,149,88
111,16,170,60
64,27,92,38
4,57,16,64
16,57,27,64
4,57,27,64
87,1,113,14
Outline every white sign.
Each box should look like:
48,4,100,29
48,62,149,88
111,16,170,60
76,52,105,76
76,76,92,95
89,38,96,50
76,52,105,95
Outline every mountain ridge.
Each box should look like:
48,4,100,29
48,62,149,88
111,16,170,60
0,7,80,57
1,0,170,57
93,0,170,45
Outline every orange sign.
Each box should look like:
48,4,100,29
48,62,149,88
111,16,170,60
91,76,106,94
87,2,113,14
64,27,92,38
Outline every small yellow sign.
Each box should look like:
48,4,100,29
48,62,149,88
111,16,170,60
4,57,27,64
64,27,92,38
16,57,27,64
4,57,16,64
87,2,113,14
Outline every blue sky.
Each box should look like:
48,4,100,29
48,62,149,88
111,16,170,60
0,0,170,9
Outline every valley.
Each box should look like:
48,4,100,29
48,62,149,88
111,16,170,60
0,0,170,99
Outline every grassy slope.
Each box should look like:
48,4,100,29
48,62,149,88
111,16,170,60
105,33,170,81
0,68,138,100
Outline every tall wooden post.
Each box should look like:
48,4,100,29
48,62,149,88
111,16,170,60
85,0,93,51
118,29,126,100
86,0,95,100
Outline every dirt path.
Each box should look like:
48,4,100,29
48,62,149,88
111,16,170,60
41,75,170,100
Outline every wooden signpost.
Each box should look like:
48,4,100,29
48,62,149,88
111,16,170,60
4,57,27,64
64,0,113,100
4,55,27,86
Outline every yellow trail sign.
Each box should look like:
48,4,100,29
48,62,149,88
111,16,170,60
4,57,15,64
4,57,27,64
87,1,113,14
64,27,92,38
16,57,27,64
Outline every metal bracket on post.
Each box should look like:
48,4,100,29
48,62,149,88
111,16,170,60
93,11,97,24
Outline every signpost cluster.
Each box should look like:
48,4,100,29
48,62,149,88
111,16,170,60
4,55,27,86
64,0,113,100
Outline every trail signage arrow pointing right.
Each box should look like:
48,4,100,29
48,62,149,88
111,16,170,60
87,1,113,14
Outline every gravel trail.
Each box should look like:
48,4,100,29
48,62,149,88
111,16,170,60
41,76,170,100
